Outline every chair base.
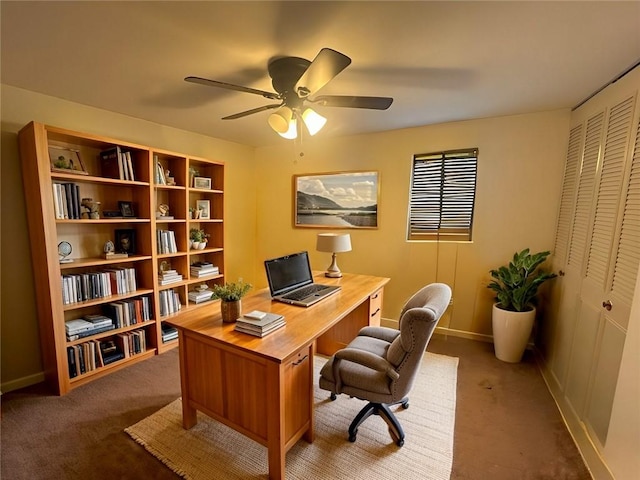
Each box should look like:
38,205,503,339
347,398,409,447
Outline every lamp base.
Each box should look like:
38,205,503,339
324,271,343,278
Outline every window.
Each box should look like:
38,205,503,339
407,148,478,241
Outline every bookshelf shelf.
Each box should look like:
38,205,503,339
18,121,225,395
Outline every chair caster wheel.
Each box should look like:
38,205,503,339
396,439,404,447
349,434,357,442
330,393,337,401
402,401,409,409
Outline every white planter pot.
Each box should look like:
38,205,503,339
491,303,536,363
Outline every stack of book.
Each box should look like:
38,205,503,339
161,323,179,343
188,288,213,304
159,269,183,286
65,316,115,341
235,310,285,337
190,262,219,278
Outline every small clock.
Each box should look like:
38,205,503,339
58,241,73,263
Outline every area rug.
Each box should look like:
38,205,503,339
126,353,458,480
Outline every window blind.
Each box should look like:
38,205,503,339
408,148,478,241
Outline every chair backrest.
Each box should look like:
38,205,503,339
385,283,452,398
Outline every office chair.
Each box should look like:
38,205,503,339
319,283,452,446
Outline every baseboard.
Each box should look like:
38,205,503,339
381,318,494,343
1,371,45,393
534,350,613,480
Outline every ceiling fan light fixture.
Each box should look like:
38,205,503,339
278,117,298,139
268,106,293,134
301,108,327,136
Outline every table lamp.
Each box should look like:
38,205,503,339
316,233,352,278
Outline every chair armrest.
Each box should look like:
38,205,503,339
334,348,400,381
358,326,400,343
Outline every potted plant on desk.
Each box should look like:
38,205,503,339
487,249,557,363
211,280,252,323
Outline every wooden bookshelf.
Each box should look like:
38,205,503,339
18,121,225,394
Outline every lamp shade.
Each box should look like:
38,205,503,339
301,108,327,136
268,106,293,134
316,233,352,253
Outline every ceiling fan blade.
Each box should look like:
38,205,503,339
311,95,394,110
185,76,280,100
294,48,351,97
222,103,281,120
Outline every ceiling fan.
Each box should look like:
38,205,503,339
185,48,393,139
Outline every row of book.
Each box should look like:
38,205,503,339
157,229,178,254
190,262,219,278
161,323,178,343
159,289,181,317
67,330,147,378
100,146,136,181
65,315,115,341
61,267,137,305
102,295,152,328
235,311,285,337
52,182,81,219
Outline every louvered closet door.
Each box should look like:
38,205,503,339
550,114,603,386
544,125,583,373
565,94,639,448
585,111,640,447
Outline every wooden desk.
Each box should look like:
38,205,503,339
167,272,389,480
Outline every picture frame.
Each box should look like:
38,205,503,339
196,200,211,220
193,176,212,190
293,171,379,229
48,145,88,175
114,229,136,254
118,201,135,218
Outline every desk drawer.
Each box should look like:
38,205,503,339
369,289,383,326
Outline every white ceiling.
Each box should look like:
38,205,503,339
2,1,639,148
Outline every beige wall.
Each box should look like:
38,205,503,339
1,84,257,390
254,110,571,334
1,83,571,390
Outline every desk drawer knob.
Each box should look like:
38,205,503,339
371,308,380,317
293,354,308,366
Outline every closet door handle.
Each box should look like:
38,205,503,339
558,270,565,277
602,300,613,311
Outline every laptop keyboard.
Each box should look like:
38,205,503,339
282,284,327,301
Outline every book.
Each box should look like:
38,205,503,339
244,310,267,320
236,312,284,329
235,318,286,337
100,146,123,180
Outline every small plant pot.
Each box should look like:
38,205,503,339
221,299,241,323
191,241,200,250
198,242,206,250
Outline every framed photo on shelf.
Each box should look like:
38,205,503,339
114,229,136,254
193,176,212,190
293,171,379,229
48,145,88,175
118,201,135,217
196,200,211,220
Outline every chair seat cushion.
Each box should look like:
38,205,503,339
348,335,390,358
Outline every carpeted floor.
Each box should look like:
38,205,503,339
125,353,458,480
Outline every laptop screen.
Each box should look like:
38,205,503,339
264,251,314,296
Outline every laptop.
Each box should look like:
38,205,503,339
264,251,341,307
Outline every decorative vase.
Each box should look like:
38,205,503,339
492,303,536,363
221,299,241,323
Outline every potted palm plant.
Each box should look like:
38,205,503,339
487,249,557,362
211,280,252,323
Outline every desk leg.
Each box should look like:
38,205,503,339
177,331,197,429
266,361,285,480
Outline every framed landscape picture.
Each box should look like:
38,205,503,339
48,145,88,175
293,171,379,229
